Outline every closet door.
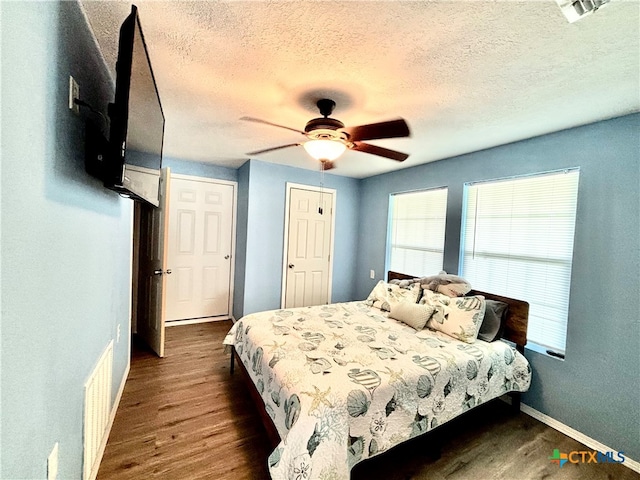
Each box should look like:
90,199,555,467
283,184,335,309
165,175,236,321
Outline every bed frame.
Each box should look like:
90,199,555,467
231,270,529,449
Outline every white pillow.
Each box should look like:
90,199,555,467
365,281,421,312
422,290,486,343
389,302,435,330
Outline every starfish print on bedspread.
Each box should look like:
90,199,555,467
378,366,407,386
265,340,287,354
301,385,334,413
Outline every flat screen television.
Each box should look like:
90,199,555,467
86,5,164,207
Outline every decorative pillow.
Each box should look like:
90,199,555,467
477,300,509,342
422,290,486,343
365,281,421,312
419,272,471,297
389,302,436,331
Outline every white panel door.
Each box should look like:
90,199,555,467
284,187,334,308
166,177,234,321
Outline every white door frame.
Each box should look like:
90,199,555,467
169,172,238,322
281,182,337,308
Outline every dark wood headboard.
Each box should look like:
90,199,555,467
387,271,529,353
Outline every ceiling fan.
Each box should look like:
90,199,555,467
241,99,410,170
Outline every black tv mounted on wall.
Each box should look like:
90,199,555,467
85,5,164,207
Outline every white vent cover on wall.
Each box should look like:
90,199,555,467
556,0,611,23
83,341,113,480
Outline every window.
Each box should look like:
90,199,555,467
460,169,580,355
387,188,448,276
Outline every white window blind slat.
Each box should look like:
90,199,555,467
461,169,580,355
389,188,448,276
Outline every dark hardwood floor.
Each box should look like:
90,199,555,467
98,321,638,480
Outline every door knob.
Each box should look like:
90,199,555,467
288,263,295,269
153,269,172,275
224,255,230,259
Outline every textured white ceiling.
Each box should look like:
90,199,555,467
81,0,640,178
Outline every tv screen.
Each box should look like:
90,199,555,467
106,5,165,206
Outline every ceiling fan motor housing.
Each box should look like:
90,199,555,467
305,99,349,142
304,116,345,133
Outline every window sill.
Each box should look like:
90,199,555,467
525,342,565,361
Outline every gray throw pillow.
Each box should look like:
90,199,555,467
477,300,509,342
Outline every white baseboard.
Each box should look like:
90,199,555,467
520,403,640,474
165,316,232,327
87,361,130,480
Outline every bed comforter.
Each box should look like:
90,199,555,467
224,301,531,480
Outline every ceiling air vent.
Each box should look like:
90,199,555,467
556,0,611,23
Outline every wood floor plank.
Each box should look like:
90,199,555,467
98,321,638,480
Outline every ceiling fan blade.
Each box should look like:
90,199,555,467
240,116,306,135
350,142,409,162
246,143,301,156
341,118,410,142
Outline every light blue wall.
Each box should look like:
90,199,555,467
1,1,133,478
163,156,238,182
356,114,640,461
235,160,361,317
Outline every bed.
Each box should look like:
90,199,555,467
224,271,531,479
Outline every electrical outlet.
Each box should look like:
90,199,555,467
47,442,59,480
116,324,121,343
370,270,375,279
68,76,79,115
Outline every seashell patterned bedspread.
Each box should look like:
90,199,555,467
223,301,531,480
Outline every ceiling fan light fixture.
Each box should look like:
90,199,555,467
303,139,347,162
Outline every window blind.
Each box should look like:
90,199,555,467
388,188,448,276
460,169,580,355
